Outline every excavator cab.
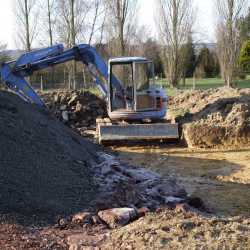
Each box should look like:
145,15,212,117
108,57,166,121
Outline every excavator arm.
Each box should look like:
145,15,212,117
0,44,123,107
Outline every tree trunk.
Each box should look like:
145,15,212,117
116,0,125,56
47,0,53,46
24,0,31,51
70,0,77,90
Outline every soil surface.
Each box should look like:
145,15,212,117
114,145,250,216
1,89,250,249
102,209,250,250
168,87,250,148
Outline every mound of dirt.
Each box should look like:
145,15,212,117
0,90,101,220
40,90,107,136
168,87,250,148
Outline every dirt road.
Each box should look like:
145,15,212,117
113,145,250,216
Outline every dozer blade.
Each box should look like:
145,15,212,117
98,123,179,144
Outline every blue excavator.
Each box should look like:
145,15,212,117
0,44,178,143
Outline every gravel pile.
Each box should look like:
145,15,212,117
0,90,100,221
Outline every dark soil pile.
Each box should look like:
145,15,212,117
168,87,250,148
0,90,187,223
0,90,100,221
40,90,107,136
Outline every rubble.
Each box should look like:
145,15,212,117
40,90,107,137
92,153,187,210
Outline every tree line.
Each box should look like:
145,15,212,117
0,0,250,89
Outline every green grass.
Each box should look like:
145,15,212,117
157,75,250,96
80,76,250,98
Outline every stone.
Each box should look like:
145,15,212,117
54,94,60,103
68,95,79,106
75,101,83,113
179,221,196,231
98,208,137,228
57,218,69,229
60,105,67,111
137,207,150,217
62,111,69,122
72,212,92,224
155,206,169,213
91,215,103,225
175,203,190,213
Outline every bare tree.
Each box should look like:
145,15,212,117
156,0,194,88
14,0,39,51
88,0,101,44
55,0,108,89
56,0,102,46
215,0,247,87
104,0,138,56
46,0,56,46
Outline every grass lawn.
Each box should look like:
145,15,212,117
84,76,250,97
157,75,250,96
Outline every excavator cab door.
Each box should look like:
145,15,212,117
108,58,155,114
109,60,134,112
134,61,156,111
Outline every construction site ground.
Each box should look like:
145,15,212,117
0,87,250,249
114,145,250,217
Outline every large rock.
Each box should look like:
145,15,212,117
98,208,137,228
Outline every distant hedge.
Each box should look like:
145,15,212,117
239,40,250,72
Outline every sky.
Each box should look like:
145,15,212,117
0,0,216,50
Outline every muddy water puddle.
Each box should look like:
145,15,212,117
112,146,250,216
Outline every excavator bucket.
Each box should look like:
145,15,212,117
96,119,179,144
